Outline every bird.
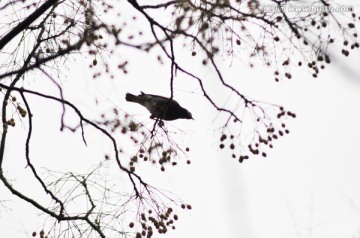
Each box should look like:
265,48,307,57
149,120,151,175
125,92,193,121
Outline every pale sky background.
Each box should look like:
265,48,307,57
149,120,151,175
1,3,360,238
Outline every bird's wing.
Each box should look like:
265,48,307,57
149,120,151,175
141,92,181,105
143,93,171,101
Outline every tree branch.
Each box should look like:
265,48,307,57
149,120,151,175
0,0,58,50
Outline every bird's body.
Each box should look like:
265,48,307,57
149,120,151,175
125,92,193,121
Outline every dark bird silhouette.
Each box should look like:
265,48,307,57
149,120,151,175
125,92,193,121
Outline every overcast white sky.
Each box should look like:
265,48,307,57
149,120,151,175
1,2,360,238
2,48,360,238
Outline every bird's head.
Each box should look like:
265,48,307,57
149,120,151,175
181,109,193,120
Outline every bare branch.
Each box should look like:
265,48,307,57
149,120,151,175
0,0,58,50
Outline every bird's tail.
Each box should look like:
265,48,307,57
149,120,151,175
125,93,138,102
126,93,147,105
125,93,141,103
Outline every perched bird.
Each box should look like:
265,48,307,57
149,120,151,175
125,92,193,121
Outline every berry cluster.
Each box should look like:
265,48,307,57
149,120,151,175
129,204,191,238
98,108,191,172
219,106,296,163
